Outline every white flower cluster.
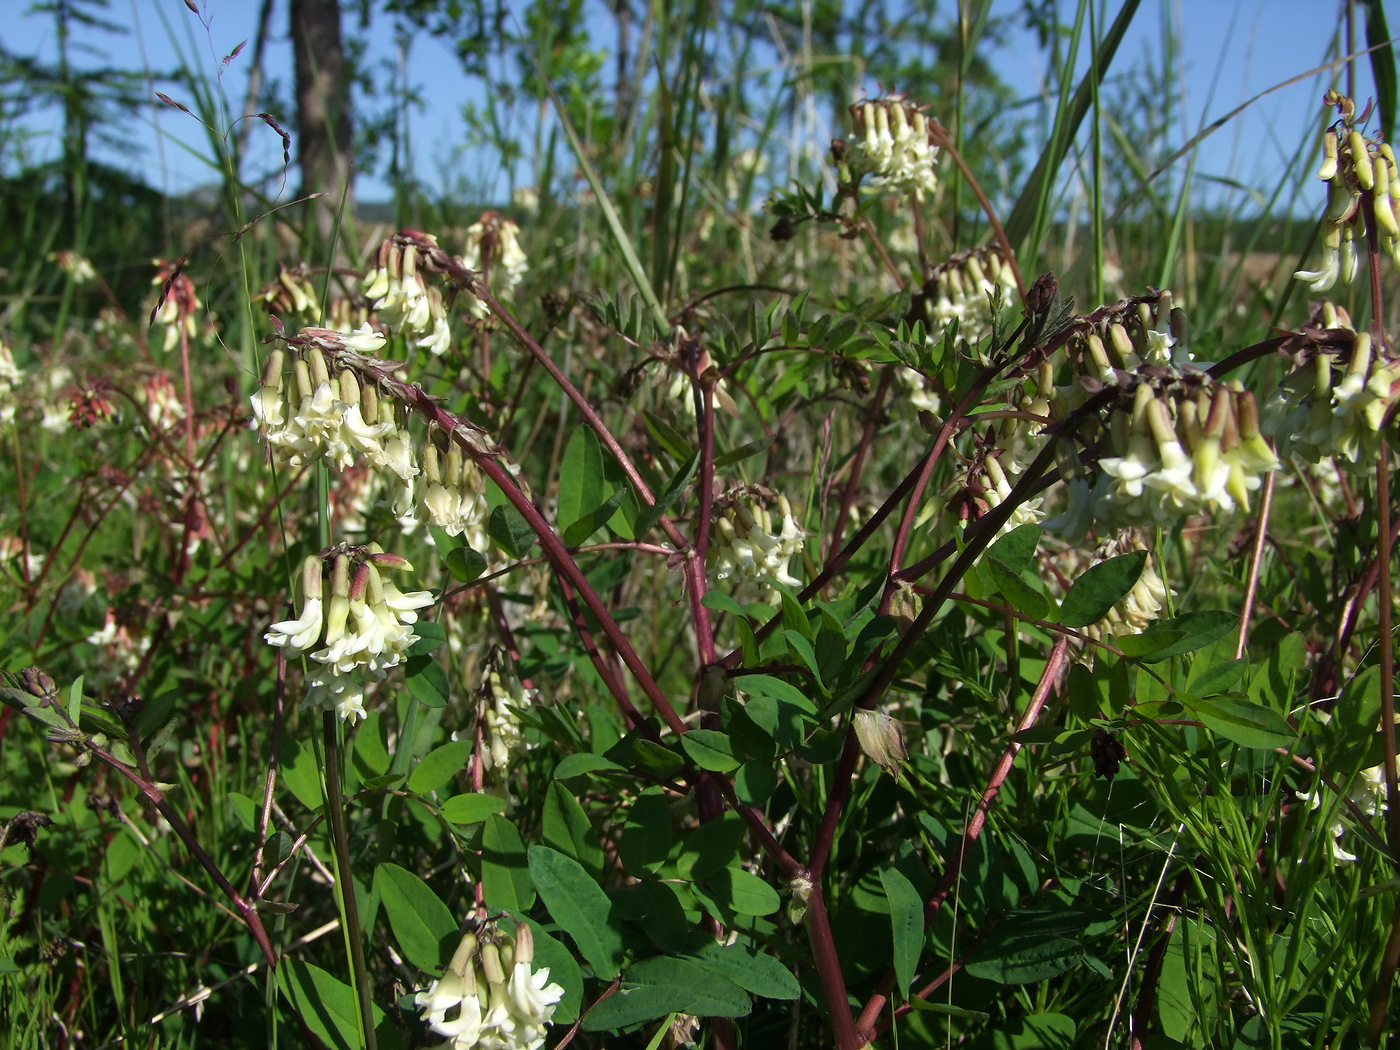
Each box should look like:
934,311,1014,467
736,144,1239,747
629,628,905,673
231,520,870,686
975,454,1045,536
0,341,22,426
254,265,320,321
150,260,202,354
49,250,98,285
843,97,940,200
1262,329,1400,471
416,923,564,1050
1294,93,1400,293
249,330,498,544
460,212,529,317
419,437,491,548
264,548,433,723
922,250,1018,347
479,652,538,775
251,335,404,474
709,495,805,590
1080,533,1171,643
1084,381,1280,532
363,236,452,355
1298,764,1388,865
1074,293,1193,381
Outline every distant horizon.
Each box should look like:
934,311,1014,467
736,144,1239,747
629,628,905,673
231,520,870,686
3,0,1385,219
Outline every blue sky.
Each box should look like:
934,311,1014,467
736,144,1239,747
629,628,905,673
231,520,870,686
3,0,1384,209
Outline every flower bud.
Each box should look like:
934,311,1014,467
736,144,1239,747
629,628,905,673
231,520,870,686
1350,131,1375,190
853,708,908,779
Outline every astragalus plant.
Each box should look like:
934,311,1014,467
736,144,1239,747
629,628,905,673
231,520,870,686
2,4,1400,1050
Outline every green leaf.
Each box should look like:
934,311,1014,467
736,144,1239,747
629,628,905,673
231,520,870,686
681,729,741,772
613,879,690,953
700,867,780,916
351,713,391,781
735,674,817,712
964,908,1096,984
543,781,604,881
226,791,257,832
676,814,748,881
405,619,447,656
1186,657,1248,698
987,523,1041,573
488,504,537,560
714,434,775,468
580,957,751,1029
445,545,488,583
279,960,386,1050
986,558,1050,620
481,814,534,912
528,846,626,979
407,740,472,796
1134,611,1237,663
880,866,924,998
734,761,777,806
440,793,505,825
1058,551,1147,627
557,426,608,534
635,451,699,538
405,654,451,708
376,863,457,973
553,753,626,780
619,790,673,877
687,940,800,1000
1188,695,1295,750
700,591,749,617
564,487,628,546
642,410,696,461
280,738,324,811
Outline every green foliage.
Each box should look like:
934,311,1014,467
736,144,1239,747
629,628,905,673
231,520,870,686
1,0,1398,1047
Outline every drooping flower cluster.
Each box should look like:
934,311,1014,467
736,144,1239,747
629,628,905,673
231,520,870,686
254,264,321,322
415,921,564,1050
478,649,539,776
1016,292,1278,536
362,234,453,355
840,97,940,200
460,212,529,317
249,326,497,543
1080,378,1280,531
150,259,201,353
709,494,805,590
1080,533,1170,644
954,453,1044,539
419,433,491,548
264,546,433,723
1262,322,1400,471
0,341,22,426
1294,91,1400,293
920,248,1019,346
49,250,98,285
1297,764,1389,865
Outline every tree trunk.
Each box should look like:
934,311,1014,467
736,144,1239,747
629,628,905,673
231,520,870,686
291,0,354,251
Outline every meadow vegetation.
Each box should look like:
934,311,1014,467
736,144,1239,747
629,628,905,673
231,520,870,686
2,1,1400,1047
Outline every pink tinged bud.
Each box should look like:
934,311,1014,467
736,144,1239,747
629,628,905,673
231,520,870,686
368,551,414,572
349,562,372,603
513,923,534,965
300,555,325,601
